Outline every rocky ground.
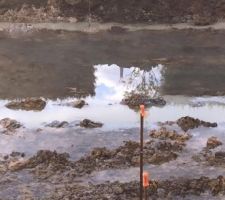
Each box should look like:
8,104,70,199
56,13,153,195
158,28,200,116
0,0,225,24
0,118,224,199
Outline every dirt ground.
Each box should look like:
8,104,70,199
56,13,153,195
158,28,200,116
0,0,225,24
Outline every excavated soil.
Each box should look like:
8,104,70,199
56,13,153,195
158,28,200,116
0,0,225,24
45,176,225,200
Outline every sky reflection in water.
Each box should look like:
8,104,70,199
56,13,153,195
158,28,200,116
0,64,224,130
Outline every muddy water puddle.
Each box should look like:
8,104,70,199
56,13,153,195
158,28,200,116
1,29,225,199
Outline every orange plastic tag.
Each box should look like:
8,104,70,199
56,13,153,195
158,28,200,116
143,171,150,187
140,105,145,117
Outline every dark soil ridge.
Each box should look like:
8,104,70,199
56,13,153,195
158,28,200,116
5,137,186,179
0,0,225,24
45,176,225,200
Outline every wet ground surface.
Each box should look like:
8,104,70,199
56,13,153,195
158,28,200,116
0,28,225,199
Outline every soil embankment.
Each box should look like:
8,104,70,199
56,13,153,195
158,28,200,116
0,0,224,24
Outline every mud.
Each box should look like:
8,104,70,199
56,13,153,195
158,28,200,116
193,137,225,168
9,137,185,180
45,176,225,200
6,98,46,111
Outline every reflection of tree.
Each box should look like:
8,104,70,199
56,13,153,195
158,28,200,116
120,67,124,79
125,67,162,98
121,66,165,109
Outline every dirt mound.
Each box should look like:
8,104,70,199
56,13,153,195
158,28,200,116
0,0,225,24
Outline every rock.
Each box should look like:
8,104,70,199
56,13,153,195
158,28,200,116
121,93,166,108
8,158,28,171
10,152,25,158
177,116,217,132
80,119,103,128
0,118,22,132
25,150,70,169
72,99,86,108
150,127,191,143
109,26,128,33
45,120,69,128
207,137,222,149
215,152,225,160
6,98,46,111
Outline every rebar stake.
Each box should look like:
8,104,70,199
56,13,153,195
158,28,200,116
140,105,145,200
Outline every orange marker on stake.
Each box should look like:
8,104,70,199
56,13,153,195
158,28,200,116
143,172,149,200
140,105,144,200
140,105,145,117
143,172,150,188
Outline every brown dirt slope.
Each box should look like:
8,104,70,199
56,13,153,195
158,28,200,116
0,0,225,24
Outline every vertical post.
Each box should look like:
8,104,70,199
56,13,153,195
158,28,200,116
88,0,91,27
140,105,145,200
144,189,147,200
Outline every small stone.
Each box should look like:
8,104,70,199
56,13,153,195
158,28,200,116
72,100,86,108
207,137,222,149
46,121,69,128
80,119,103,128
8,158,28,171
0,118,22,132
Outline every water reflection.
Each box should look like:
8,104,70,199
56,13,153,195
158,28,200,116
2,29,225,99
93,64,164,102
0,64,225,130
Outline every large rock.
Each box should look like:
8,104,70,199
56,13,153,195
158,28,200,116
80,119,103,128
6,98,46,111
177,116,217,132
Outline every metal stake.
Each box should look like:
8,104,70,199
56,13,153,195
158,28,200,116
140,105,144,200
